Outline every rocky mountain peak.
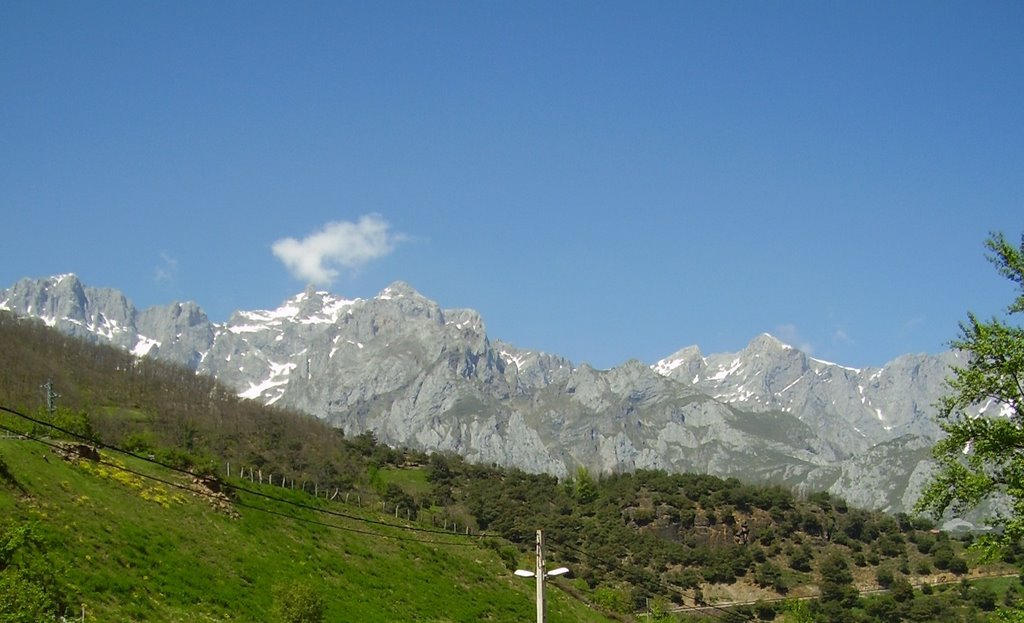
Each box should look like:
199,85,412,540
746,332,793,354
2,273,86,320
293,287,359,322
226,289,359,332
43,273,86,302
0,273,962,514
651,344,704,378
376,281,423,300
1,273,137,347
366,281,443,326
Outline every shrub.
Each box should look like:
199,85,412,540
788,544,813,572
875,567,895,588
592,586,631,614
272,583,324,623
754,599,777,621
972,585,998,611
949,556,968,575
890,576,914,603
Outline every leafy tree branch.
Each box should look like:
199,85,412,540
917,231,1024,559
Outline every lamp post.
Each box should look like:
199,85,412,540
514,530,569,623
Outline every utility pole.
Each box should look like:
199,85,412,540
514,530,569,623
41,379,59,418
535,529,545,623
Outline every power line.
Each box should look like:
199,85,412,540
0,405,498,540
0,421,490,548
0,405,760,620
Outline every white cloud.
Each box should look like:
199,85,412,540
154,251,179,284
272,215,406,285
775,323,815,355
902,316,925,332
833,327,854,345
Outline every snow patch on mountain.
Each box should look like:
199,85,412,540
708,358,743,381
239,360,297,404
778,376,804,395
652,356,687,375
499,350,529,370
132,336,161,357
978,398,1015,418
316,294,358,322
810,356,861,373
64,313,132,342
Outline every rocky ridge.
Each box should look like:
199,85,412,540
1,274,964,512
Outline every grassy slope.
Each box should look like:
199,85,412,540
0,439,615,623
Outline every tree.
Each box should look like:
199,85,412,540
754,599,777,621
781,598,813,623
917,232,1024,561
0,522,64,622
754,561,785,592
875,566,895,589
818,551,857,608
645,599,675,623
788,543,813,572
865,594,901,623
0,572,58,623
971,583,998,611
572,466,599,505
889,575,914,603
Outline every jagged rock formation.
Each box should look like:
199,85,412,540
653,334,957,452
1,274,963,512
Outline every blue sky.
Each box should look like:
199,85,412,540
1,2,1021,370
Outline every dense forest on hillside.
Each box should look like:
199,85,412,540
1,310,1021,622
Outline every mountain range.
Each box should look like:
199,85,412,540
0,273,969,514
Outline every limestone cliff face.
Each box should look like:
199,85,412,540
653,334,956,455
2,275,962,512
0,274,141,350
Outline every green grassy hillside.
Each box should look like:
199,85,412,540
0,437,613,622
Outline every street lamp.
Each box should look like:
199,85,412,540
514,530,569,623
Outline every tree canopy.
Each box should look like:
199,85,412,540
917,232,1024,559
